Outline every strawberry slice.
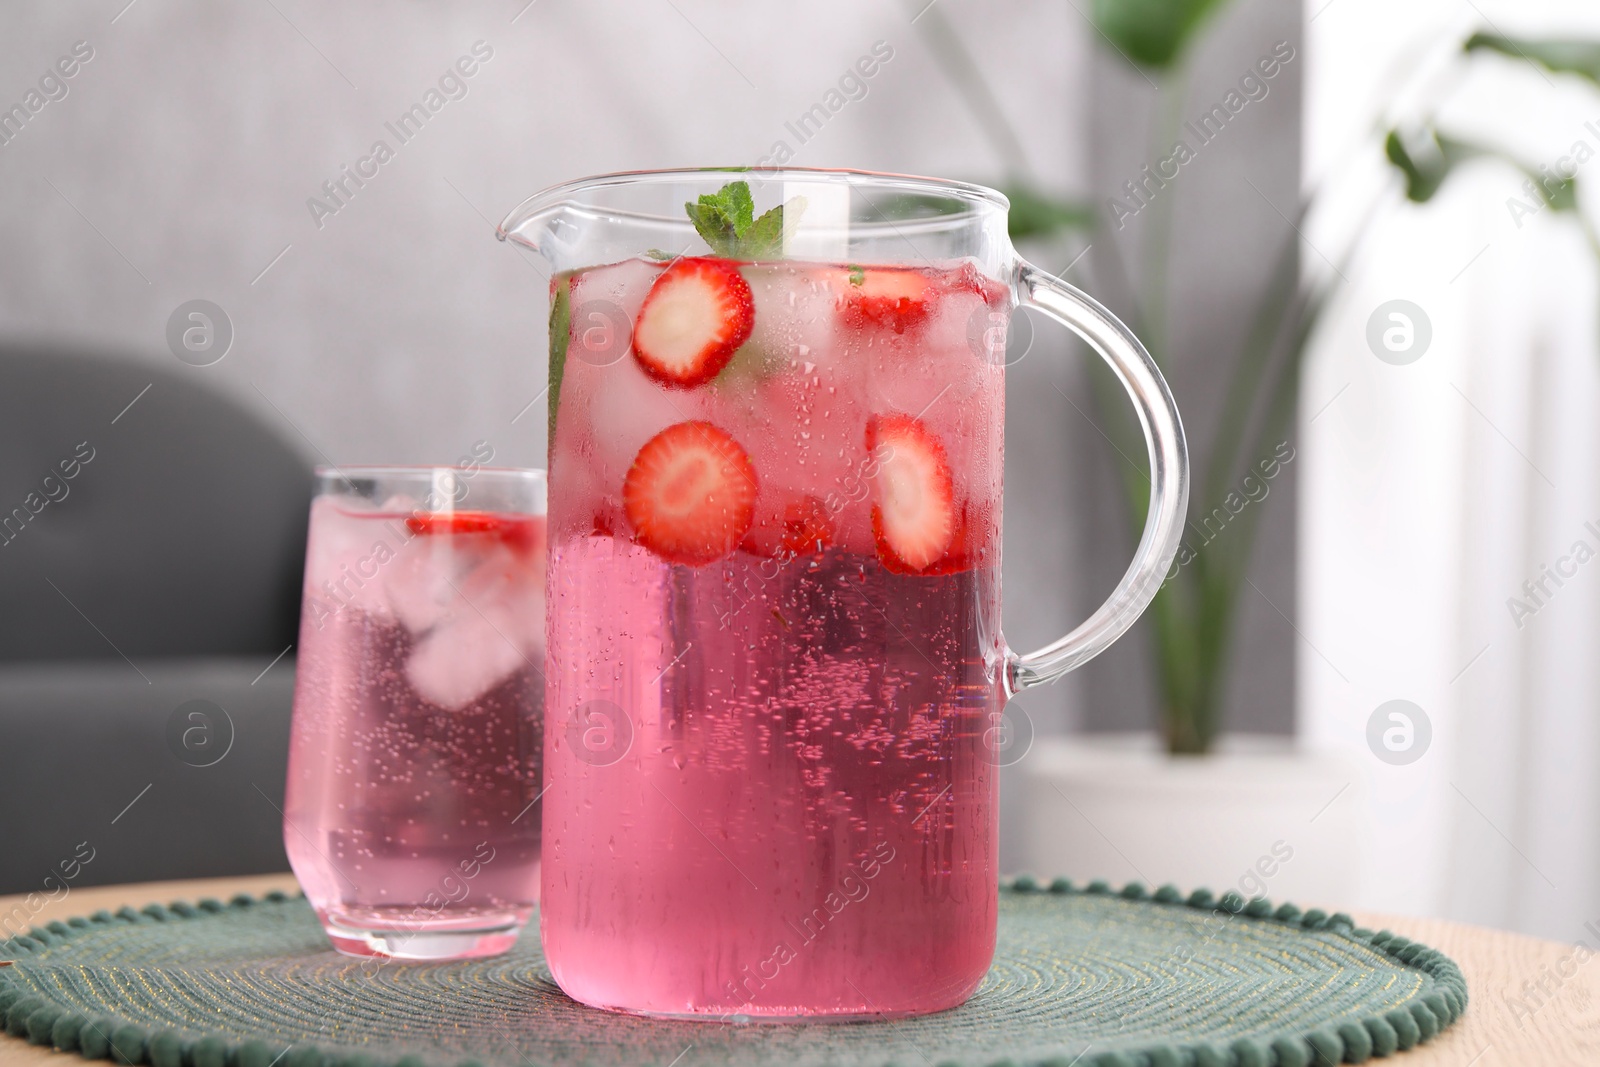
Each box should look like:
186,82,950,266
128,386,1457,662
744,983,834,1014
405,511,507,537
867,413,956,573
948,262,1010,308
623,421,758,565
907,501,996,576
405,511,542,555
632,258,755,387
840,268,933,334
743,494,836,559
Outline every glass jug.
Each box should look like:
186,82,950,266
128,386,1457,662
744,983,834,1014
499,168,1187,1019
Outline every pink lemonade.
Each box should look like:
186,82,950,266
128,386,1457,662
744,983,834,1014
544,254,1009,1017
285,485,546,959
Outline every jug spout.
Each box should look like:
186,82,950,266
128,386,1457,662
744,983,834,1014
497,173,710,274
495,191,579,271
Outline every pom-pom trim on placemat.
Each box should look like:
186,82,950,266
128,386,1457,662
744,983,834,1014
0,882,1467,1067
998,876,1467,1066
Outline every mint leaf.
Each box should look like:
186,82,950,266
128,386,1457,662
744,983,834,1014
684,180,807,259
684,199,739,252
847,264,865,286
685,181,751,254
644,248,676,261
741,202,795,259
547,275,572,451
724,180,754,230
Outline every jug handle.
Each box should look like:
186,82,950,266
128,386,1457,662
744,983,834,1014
1005,259,1190,696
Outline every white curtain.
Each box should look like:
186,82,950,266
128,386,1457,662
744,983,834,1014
1302,0,1600,938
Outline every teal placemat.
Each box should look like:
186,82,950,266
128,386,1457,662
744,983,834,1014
0,880,1466,1067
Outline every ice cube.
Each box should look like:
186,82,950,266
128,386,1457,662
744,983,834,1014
573,350,692,491
739,263,840,375
552,257,667,476
403,543,542,710
302,498,394,619
405,608,530,711
736,372,872,555
382,531,461,635
549,434,620,542
461,543,544,654
568,257,662,324
378,493,421,513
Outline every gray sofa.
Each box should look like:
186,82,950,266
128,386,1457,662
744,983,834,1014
0,345,310,896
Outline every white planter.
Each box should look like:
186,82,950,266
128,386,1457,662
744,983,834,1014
1019,733,1363,909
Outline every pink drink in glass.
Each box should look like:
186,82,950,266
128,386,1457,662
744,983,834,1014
285,468,546,959
544,258,1008,1017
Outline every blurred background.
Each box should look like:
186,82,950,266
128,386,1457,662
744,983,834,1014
0,0,1596,945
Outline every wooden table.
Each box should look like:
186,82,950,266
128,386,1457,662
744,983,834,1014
2,875,1597,1065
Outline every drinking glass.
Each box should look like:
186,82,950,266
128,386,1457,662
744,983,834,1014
499,168,1188,1016
283,464,546,959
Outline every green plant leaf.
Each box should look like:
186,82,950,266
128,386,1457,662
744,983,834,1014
1002,184,1095,241
683,179,806,259
1093,0,1230,70
1385,130,1487,202
1386,127,1579,210
1544,175,1580,212
1465,32,1600,85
